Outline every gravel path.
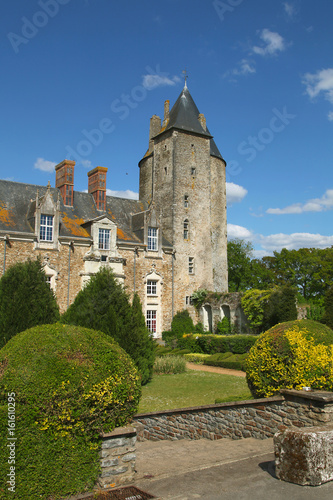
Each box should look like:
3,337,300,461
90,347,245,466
186,362,246,378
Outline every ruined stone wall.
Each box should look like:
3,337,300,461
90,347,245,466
134,391,333,441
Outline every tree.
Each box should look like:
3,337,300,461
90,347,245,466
322,286,333,330
171,309,195,335
0,259,59,347
227,239,254,291
263,285,297,330
62,268,155,384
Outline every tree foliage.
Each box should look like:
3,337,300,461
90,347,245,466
62,268,155,385
171,309,195,335
323,286,333,330
0,323,141,500
0,259,59,347
227,239,254,292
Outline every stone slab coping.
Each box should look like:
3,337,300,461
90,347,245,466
134,396,284,418
281,389,333,403
100,425,137,439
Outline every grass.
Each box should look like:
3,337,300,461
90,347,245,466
138,370,252,413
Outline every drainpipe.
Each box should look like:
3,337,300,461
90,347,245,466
133,247,139,294
172,250,176,319
67,241,74,308
3,235,10,274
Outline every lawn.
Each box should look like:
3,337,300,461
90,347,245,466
138,369,252,413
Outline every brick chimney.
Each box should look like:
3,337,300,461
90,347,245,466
162,99,170,128
55,159,75,206
88,166,108,211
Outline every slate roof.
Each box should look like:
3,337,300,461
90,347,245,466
0,179,173,247
156,85,224,161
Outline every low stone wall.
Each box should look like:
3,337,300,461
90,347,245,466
98,426,137,490
133,390,333,442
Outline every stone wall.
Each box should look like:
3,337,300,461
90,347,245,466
133,390,333,442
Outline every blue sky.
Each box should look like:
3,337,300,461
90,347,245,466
1,0,333,257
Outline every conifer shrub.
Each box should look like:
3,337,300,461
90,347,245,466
171,309,195,335
0,259,59,347
246,320,333,398
0,323,141,500
62,268,155,384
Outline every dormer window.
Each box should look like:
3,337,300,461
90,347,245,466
99,228,110,250
40,215,54,242
148,227,158,251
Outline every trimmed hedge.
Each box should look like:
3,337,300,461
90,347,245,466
177,334,257,355
204,352,247,371
0,324,141,500
246,319,333,398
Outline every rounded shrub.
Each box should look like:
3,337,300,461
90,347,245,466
0,323,141,500
246,320,333,398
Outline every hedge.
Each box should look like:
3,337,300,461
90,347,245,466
177,334,257,355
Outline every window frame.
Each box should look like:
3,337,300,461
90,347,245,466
40,214,54,242
148,227,158,251
147,280,157,296
146,310,157,334
98,228,110,250
188,256,195,275
183,219,189,240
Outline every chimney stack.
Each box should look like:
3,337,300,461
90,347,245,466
162,99,170,127
88,166,108,211
198,113,206,131
149,115,161,152
55,159,75,206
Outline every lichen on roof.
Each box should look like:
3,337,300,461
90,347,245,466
0,202,15,227
61,213,90,237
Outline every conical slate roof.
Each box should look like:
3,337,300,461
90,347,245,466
159,85,224,160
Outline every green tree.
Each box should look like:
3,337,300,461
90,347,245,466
0,259,59,347
322,286,333,329
62,268,155,385
263,285,297,330
171,309,195,335
227,239,254,291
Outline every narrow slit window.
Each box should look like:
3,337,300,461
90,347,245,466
183,219,189,240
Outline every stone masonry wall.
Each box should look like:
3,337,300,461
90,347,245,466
134,391,333,442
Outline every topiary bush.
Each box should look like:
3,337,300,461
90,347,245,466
62,268,155,385
177,333,257,355
246,320,333,398
0,259,59,347
171,309,195,335
0,323,141,500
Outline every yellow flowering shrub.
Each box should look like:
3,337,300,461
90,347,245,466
246,320,333,398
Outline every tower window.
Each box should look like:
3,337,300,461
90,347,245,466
189,257,194,275
40,215,54,242
164,167,168,175
191,167,196,176
148,227,158,251
183,219,189,240
99,228,110,250
185,295,193,305
184,195,189,208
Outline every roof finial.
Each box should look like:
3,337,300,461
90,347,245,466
182,68,188,88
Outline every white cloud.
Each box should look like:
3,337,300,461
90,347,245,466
223,59,256,79
266,189,333,214
81,159,93,169
226,182,248,205
283,2,297,20
34,157,56,173
328,111,333,121
106,189,139,200
227,223,253,240
302,68,333,105
252,29,287,56
142,73,181,90
259,232,333,254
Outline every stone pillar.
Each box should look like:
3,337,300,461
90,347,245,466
98,426,137,490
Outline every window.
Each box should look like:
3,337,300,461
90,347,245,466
45,276,52,287
40,215,54,241
100,255,107,262
99,228,110,250
189,257,194,274
184,195,189,208
146,310,157,334
191,167,196,176
148,227,158,251
183,219,189,240
147,280,157,295
65,184,73,206
185,295,193,305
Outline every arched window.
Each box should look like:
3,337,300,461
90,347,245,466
183,219,189,239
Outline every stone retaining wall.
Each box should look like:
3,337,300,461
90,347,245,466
133,390,333,442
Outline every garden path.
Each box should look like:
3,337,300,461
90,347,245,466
186,362,246,378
